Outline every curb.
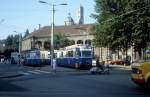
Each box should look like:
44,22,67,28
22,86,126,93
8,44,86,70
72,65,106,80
110,65,131,70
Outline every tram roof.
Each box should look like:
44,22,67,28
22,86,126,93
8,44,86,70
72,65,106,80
65,44,91,50
23,24,93,40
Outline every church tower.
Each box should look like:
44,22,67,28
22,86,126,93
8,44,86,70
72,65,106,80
77,5,84,24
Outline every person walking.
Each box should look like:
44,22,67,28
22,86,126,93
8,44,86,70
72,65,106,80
52,58,57,73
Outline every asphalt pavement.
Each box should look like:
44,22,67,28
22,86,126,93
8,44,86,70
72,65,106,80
0,62,131,78
0,63,24,78
0,63,150,97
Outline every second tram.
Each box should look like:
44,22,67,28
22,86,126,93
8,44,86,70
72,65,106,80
56,44,92,69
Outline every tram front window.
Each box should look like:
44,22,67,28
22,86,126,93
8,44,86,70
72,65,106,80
67,51,73,57
81,51,91,57
75,51,81,57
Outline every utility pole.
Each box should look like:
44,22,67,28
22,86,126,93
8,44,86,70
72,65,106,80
39,1,67,67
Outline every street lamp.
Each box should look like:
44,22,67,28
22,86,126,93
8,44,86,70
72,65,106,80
14,31,21,55
39,0,67,66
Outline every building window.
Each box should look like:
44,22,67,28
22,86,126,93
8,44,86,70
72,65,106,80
77,40,83,44
85,40,91,45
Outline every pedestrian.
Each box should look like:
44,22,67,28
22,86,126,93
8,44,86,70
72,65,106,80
96,58,100,67
52,58,57,73
18,55,21,66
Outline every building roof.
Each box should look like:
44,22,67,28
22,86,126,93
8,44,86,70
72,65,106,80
24,24,93,40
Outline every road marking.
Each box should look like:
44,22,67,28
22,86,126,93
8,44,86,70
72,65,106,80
19,71,30,75
35,70,51,74
19,70,51,76
28,70,41,74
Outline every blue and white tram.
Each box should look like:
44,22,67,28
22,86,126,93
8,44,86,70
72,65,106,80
24,50,51,66
56,44,92,69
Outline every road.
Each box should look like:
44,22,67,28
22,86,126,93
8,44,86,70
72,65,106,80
0,63,150,97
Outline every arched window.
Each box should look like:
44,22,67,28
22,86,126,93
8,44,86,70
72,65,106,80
85,40,92,45
35,41,42,49
69,40,75,45
77,40,83,44
44,41,50,50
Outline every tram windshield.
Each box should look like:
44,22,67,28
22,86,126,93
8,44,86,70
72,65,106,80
75,51,81,57
81,51,92,57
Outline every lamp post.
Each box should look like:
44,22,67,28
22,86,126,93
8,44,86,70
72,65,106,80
39,1,67,66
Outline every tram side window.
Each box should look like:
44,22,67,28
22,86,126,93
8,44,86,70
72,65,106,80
54,53,57,58
26,53,30,58
60,52,63,57
48,54,50,58
66,51,73,57
81,51,91,57
75,51,81,57
42,54,45,59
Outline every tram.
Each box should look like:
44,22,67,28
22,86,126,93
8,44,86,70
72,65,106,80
56,44,92,69
23,50,50,66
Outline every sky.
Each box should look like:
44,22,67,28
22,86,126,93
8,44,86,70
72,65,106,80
0,0,95,40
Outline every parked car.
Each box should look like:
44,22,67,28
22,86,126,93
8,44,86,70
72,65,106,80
110,60,123,65
131,61,150,88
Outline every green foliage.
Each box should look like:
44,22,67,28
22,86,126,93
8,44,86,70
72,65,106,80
53,33,74,49
24,29,29,38
93,0,150,57
0,33,24,58
0,40,5,53
5,34,20,51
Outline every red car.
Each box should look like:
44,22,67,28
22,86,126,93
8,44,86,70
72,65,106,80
110,60,123,65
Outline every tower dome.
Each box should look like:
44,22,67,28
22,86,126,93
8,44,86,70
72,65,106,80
65,13,75,26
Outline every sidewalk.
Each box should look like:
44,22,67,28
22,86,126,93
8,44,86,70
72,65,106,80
110,64,131,70
0,63,23,78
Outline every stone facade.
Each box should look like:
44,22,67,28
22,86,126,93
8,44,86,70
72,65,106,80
22,24,94,51
21,24,143,62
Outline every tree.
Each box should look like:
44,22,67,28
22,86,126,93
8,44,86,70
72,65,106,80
0,40,5,53
43,33,73,50
93,0,150,58
24,29,29,38
54,33,73,49
4,34,21,51
127,0,150,57
1,34,19,58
